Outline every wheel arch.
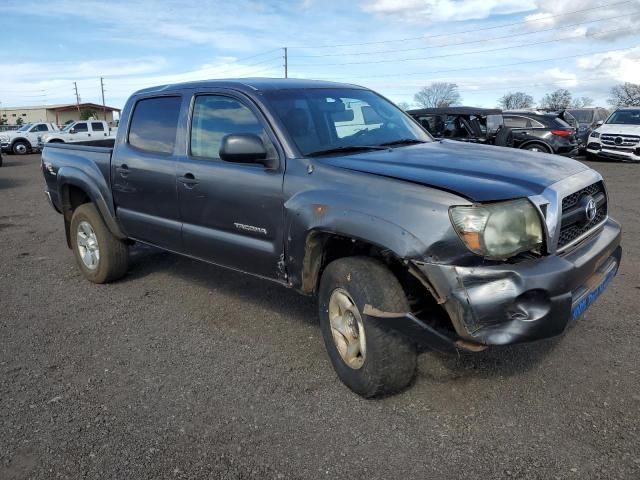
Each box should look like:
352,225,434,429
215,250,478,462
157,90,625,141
57,167,126,247
519,139,553,152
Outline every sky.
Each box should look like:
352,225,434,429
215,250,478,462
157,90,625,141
1,0,639,115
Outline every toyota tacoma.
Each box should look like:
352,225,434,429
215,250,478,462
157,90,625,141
41,79,622,397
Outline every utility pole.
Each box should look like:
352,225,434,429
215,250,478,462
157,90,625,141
100,77,106,120
283,47,288,79
73,82,81,114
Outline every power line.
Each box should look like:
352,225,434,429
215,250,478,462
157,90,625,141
292,25,638,67
312,45,639,80
287,0,633,49
290,12,640,58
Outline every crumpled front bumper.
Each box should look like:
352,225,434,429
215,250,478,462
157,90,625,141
413,218,622,346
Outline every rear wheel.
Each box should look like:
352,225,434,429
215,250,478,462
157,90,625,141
318,256,417,397
523,143,551,153
12,141,29,155
70,203,129,283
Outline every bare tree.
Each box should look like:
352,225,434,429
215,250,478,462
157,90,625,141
539,89,573,110
571,96,594,108
396,101,411,111
498,91,534,110
608,82,640,107
414,82,461,108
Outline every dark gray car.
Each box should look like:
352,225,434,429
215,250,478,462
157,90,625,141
41,79,622,397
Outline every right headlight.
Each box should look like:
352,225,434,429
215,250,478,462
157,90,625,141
449,198,544,259
590,131,600,139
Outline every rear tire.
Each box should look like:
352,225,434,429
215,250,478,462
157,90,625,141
318,256,417,397
12,141,29,155
523,143,551,153
70,203,129,283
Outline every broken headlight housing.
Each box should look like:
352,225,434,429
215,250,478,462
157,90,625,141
449,199,543,259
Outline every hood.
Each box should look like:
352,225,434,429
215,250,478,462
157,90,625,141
320,140,588,202
596,124,640,135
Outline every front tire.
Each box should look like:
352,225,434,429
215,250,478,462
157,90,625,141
70,203,129,283
318,257,417,397
12,141,29,155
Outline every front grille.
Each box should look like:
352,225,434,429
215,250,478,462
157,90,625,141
558,181,607,250
601,134,640,147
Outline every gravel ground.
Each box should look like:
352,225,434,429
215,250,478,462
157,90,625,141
1,153,638,479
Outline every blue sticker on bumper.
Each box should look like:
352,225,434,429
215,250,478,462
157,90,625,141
571,268,617,321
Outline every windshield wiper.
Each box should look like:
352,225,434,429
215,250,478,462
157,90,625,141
377,138,426,147
305,145,389,157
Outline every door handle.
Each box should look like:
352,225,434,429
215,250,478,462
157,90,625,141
116,164,129,177
178,173,198,187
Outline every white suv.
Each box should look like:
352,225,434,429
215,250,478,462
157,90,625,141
586,108,640,162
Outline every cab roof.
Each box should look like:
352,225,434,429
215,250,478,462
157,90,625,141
132,78,366,96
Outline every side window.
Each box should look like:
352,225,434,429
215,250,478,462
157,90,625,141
504,116,527,128
36,124,49,132
526,117,544,128
74,123,88,132
91,122,105,131
190,95,274,160
128,96,181,154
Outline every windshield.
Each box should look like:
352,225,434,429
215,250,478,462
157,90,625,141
263,88,431,156
16,124,32,132
606,110,640,125
567,110,594,124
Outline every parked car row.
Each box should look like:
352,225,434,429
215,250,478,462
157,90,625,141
407,105,639,163
408,107,579,157
0,120,117,155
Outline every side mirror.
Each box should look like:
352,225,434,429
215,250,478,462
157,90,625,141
70,128,76,134
595,120,604,127
219,133,274,168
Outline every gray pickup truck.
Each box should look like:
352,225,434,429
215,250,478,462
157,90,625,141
41,79,622,397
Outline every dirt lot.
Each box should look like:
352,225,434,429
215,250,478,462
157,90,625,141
0,153,638,479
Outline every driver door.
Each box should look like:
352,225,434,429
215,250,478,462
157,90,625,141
176,92,285,278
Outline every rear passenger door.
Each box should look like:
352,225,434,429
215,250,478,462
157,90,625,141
111,95,183,251
177,92,285,279
70,122,92,142
91,121,108,138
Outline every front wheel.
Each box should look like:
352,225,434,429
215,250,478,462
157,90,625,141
12,141,29,155
70,203,129,283
318,257,417,397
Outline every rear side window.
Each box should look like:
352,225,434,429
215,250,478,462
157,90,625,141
128,96,181,154
74,122,88,132
91,122,104,131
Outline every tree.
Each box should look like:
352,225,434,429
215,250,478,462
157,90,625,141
80,108,98,120
414,82,461,108
16,117,24,126
539,89,572,110
498,91,534,110
396,101,411,111
608,82,640,107
0,116,7,126
571,96,594,108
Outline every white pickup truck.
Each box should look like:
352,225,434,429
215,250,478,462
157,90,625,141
40,120,117,146
1,122,60,155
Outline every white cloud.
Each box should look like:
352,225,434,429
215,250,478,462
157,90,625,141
525,0,640,40
361,0,536,22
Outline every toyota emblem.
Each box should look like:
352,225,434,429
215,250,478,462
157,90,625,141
585,198,597,222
